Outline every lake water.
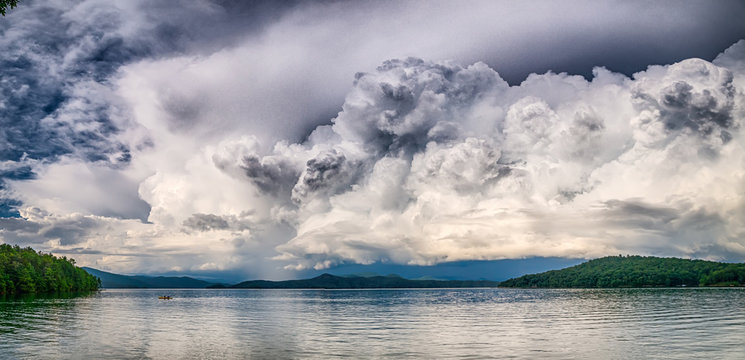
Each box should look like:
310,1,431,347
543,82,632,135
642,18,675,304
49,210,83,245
1,288,744,359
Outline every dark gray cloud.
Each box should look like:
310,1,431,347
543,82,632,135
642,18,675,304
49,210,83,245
335,59,506,158
0,0,303,160
601,199,680,229
0,0,305,218
0,217,43,233
300,153,346,191
475,1,745,84
0,3,140,215
629,58,739,158
39,217,99,246
2,6,135,164
0,213,99,246
635,71,736,136
49,247,105,255
598,200,738,260
239,154,301,196
3,0,743,193
183,213,230,231
292,150,363,203
566,109,606,162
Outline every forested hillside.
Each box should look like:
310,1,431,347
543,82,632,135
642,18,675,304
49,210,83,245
499,255,745,288
0,244,100,295
229,273,500,289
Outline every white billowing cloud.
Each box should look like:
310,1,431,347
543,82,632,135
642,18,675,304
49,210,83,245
5,41,745,276
105,0,745,145
271,43,745,270
0,205,263,278
715,40,745,85
3,0,745,278
9,157,148,221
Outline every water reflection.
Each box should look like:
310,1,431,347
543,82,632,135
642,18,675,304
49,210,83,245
1,288,744,359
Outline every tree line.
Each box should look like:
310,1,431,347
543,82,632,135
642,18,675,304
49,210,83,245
499,255,745,288
0,244,100,295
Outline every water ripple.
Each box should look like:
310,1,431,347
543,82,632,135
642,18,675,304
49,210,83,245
1,288,744,359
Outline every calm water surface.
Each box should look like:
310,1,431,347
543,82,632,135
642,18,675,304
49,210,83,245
1,288,744,359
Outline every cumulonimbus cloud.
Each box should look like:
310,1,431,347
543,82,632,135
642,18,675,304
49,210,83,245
5,41,745,276
3,0,745,279
236,42,745,270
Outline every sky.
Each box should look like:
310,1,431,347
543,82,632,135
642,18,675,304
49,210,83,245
1,0,745,282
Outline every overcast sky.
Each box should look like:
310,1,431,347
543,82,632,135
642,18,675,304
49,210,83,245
1,0,745,281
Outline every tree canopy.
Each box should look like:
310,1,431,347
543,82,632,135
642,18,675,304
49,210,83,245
1,0,19,16
499,255,745,288
0,244,100,295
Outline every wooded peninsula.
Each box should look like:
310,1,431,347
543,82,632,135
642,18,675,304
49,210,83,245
0,244,100,295
499,255,745,288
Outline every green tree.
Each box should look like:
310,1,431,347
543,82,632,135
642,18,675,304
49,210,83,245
0,0,19,16
0,244,100,295
499,255,745,288
17,263,35,293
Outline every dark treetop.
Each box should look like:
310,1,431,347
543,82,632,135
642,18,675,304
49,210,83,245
499,255,745,288
0,244,100,295
0,0,19,16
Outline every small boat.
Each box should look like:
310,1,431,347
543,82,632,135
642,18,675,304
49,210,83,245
158,296,172,300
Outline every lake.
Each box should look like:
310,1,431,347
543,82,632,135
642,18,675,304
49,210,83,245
1,288,744,359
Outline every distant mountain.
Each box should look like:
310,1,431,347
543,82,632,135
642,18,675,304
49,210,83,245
294,257,584,281
499,255,745,288
227,273,500,289
340,272,390,278
82,267,214,288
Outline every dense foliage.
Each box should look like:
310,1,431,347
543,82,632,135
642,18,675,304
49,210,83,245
0,0,19,16
229,273,500,289
499,255,745,288
700,264,745,286
0,244,100,295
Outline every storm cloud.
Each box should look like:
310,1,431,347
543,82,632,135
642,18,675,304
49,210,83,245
2,0,745,279
273,46,745,270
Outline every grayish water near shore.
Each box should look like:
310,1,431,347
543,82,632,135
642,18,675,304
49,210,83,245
1,288,744,359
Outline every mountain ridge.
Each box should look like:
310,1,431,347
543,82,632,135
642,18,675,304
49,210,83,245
82,267,215,288
224,273,501,289
84,255,745,290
